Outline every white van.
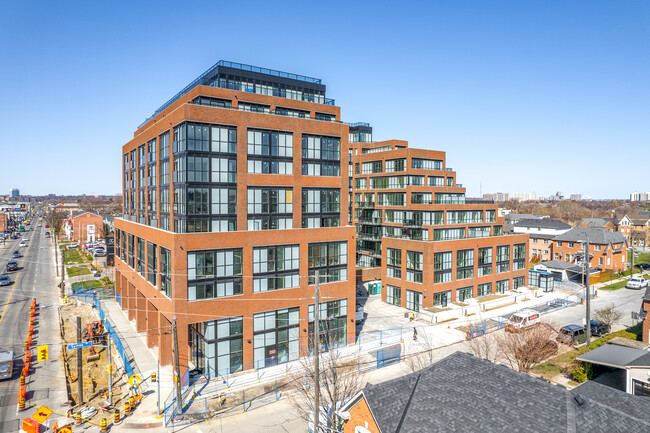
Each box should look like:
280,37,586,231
505,309,540,332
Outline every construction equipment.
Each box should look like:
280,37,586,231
82,320,106,362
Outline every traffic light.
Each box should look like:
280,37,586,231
37,345,48,361
106,365,112,374
151,372,157,383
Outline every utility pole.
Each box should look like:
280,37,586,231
157,359,161,416
172,316,182,410
108,332,113,407
583,241,592,346
61,249,65,296
313,271,320,433
77,316,83,406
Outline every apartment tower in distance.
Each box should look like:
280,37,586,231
351,141,529,311
115,61,356,374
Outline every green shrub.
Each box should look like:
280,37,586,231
570,364,587,383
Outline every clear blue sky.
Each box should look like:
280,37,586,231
1,1,648,199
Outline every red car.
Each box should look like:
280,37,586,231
45,225,49,228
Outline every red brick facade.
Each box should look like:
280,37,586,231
71,212,104,242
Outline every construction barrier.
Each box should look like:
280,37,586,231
114,408,121,424
75,415,82,426
100,418,107,432
19,396,26,411
129,396,135,410
125,401,131,415
20,375,25,386
21,418,40,433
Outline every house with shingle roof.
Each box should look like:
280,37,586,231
340,351,650,433
618,214,650,247
552,227,627,272
513,218,571,262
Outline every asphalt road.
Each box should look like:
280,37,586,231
0,222,68,431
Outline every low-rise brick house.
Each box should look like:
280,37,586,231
552,227,627,272
512,218,571,262
340,351,650,433
580,217,615,231
69,211,104,243
618,214,650,247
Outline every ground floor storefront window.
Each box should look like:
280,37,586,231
309,299,348,352
190,316,243,377
386,285,401,307
433,290,451,308
406,290,423,312
254,308,300,369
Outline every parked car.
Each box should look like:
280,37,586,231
590,320,610,337
18,241,27,247
11,251,21,259
626,277,649,290
634,263,650,271
557,325,587,345
66,242,79,249
93,248,107,257
45,224,49,228
505,309,541,332
0,275,11,286
5,260,18,272
22,237,29,242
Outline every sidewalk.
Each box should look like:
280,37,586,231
99,300,174,430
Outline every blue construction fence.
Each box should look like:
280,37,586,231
68,290,147,392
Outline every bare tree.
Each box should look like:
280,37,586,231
495,323,559,372
465,331,500,363
404,330,440,373
594,304,623,329
288,337,366,433
46,208,66,239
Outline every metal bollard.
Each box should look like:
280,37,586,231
114,408,121,424
125,401,131,415
100,418,107,432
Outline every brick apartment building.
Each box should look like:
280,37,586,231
0,213,7,233
114,61,356,374
351,141,529,310
552,227,627,272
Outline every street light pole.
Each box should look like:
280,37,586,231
583,240,592,346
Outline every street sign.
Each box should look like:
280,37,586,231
67,341,92,350
128,374,143,387
32,405,53,423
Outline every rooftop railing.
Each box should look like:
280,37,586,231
216,60,323,84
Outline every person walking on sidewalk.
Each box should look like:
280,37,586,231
413,327,418,341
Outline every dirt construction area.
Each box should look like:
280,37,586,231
59,299,131,424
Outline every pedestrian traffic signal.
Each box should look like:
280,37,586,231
151,372,157,382
37,345,48,361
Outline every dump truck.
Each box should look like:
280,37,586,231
0,350,14,380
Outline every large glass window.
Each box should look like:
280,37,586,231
434,251,452,284
147,241,157,286
406,251,423,283
477,282,492,297
434,228,466,241
513,276,525,289
136,237,145,276
302,135,341,177
456,249,474,280
308,299,348,351
308,241,347,284
406,290,422,312
386,248,402,279
187,249,243,300
247,187,293,230
411,158,442,170
254,308,300,368
159,247,171,297
386,285,401,306
434,290,451,308
385,159,405,172
190,316,242,378
253,245,300,293
497,246,510,273
247,129,293,174
478,247,493,276
302,188,340,228
457,286,473,302
496,279,509,294
513,244,526,270
361,161,382,174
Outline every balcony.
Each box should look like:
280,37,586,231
403,219,423,228
357,233,383,241
356,202,375,209
358,217,382,225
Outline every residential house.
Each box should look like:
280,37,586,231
618,214,650,247
504,213,546,233
580,217,615,232
68,211,104,243
642,287,650,344
512,218,571,262
340,351,650,433
552,227,627,272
